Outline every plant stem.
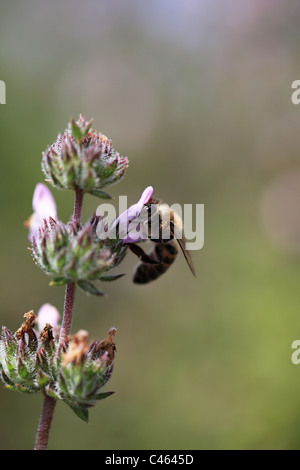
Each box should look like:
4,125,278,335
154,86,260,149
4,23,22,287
59,281,76,345
34,393,56,450
59,189,83,344
73,187,84,222
34,188,84,450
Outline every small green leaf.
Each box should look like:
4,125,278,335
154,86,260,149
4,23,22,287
5,360,16,375
70,118,92,143
1,368,12,384
36,370,49,387
58,371,69,396
6,384,32,394
71,120,84,143
99,273,125,282
83,171,96,190
89,189,112,199
95,391,115,401
50,277,68,286
45,386,59,400
77,280,104,296
66,401,89,422
66,165,77,186
17,359,30,380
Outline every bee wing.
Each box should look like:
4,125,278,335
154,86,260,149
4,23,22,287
170,222,196,277
177,237,196,277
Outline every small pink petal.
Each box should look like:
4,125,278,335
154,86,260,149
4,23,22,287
121,233,145,244
28,184,57,241
138,186,153,206
37,303,60,333
113,186,153,230
32,183,57,220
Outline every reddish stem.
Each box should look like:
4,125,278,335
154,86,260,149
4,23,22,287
59,281,76,345
34,394,56,450
58,189,83,344
73,188,84,223
34,188,84,450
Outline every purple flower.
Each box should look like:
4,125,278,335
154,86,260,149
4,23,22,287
114,186,153,243
26,183,57,241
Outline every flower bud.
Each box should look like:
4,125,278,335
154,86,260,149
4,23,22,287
42,115,128,194
46,328,116,422
0,313,116,422
29,216,122,290
0,311,57,393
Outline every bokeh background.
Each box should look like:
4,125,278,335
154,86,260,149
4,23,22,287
1,0,300,450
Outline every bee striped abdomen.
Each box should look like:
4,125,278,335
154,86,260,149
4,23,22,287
133,241,178,284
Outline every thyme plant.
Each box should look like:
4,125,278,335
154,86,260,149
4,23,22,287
0,116,154,449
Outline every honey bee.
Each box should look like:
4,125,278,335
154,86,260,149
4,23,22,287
129,197,196,284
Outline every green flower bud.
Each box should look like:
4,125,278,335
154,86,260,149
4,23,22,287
0,312,57,393
0,313,116,422
29,216,125,291
46,328,116,422
42,115,128,194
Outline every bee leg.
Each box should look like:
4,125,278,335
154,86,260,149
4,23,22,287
154,244,163,262
128,244,159,264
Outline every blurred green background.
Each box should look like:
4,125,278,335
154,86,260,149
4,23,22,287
1,0,300,450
